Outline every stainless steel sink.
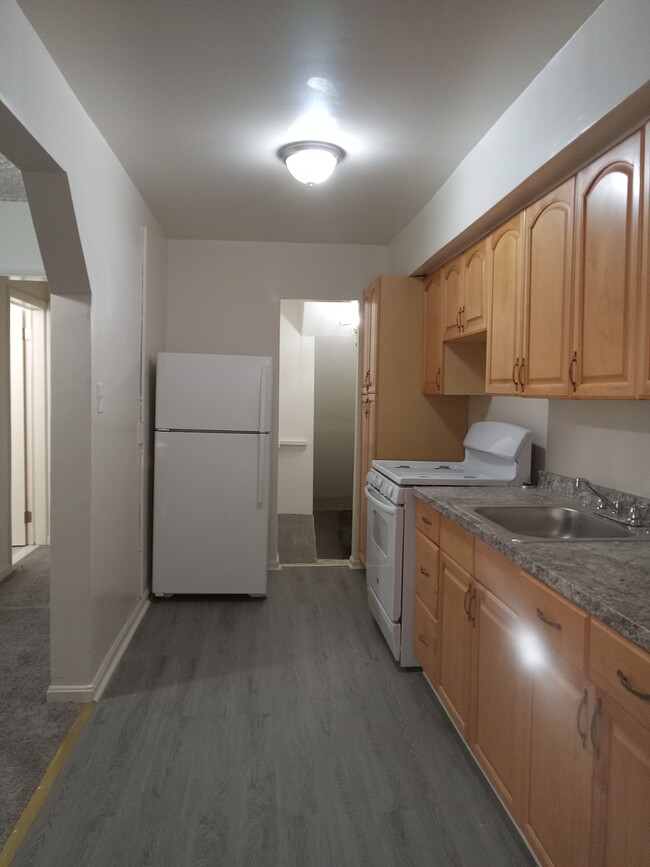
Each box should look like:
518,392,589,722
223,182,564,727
469,505,650,542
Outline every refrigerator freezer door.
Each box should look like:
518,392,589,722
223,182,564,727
152,431,270,595
155,352,272,433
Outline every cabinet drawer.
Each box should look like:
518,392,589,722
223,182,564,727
416,499,439,543
440,514,474,573
589,618,650,730
517,572,588,672
475,539,522,608
414,596,438,685
415,532,439,616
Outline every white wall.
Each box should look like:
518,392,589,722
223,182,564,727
313,335,357,510
469,394,650,499
167,240,388,561
0,202,44,276
546,401,650,498
389,0,650,276
278,301,315,515
0,1,168,698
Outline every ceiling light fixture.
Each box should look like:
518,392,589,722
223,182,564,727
278,140,345,186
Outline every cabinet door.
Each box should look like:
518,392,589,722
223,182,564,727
422,269,443,394
470,583,526,820
485,214,524,395
639,121,650,397
437,553,473,737
414,596,438,686
522,661,594,867
590,694,650,867
522,178,574,397
462,236,489,335
572,132,641,397
442,256,463,340
358,393,376,565
361,280,380,394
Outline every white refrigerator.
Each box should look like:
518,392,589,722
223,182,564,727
152,352,272,596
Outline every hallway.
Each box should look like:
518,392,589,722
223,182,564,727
12,567,533,866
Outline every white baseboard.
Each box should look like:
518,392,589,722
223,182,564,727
47,594,150,704
267,554,281,572
347,557,363,570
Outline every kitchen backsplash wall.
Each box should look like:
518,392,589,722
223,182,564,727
546,400,650,499
469,395,650,499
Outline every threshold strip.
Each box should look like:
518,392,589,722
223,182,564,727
0,702,96,866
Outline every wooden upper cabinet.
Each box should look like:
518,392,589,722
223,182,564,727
485,214,524,395
522,178,575,398
462,236,489,336
422,269,443,394
361,279,380,394
442,255,463,340
443,242,489,342
572,132,642,398
639,121,650,397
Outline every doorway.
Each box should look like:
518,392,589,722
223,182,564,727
277,299,358,564
8,283,50,562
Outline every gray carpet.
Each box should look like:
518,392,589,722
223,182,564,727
277,513,318,563
0,547,80,847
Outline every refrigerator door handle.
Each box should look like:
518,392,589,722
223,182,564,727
258,363,268,433
257,435,266,506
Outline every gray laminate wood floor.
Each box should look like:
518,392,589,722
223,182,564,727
13,567,535,867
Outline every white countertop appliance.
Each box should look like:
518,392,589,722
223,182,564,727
152,352,272,596
364,421,532,666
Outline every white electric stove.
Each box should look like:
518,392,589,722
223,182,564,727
364,421,533,667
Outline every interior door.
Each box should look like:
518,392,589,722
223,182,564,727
10,303,28,546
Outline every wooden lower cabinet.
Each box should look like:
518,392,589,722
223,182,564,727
414,596,438,685
591,694,650,866
417,508,650,866
470,583,525,819
437,552,473,738
521,661,594,867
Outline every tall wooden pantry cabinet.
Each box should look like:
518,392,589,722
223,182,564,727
358,276,467,563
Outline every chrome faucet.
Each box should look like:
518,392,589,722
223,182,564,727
574,477,645,527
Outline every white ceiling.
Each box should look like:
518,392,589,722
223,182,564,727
15,0,603,245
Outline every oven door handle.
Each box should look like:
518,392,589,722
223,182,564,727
365,485,399,516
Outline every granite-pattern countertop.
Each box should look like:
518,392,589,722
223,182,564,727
414,485,650,654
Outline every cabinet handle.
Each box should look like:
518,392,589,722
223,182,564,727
460,305,465,332
616,669,650,701
590,696,602,759
417,632,429,647
435,367,441,390
456,308,462,331
512,357,520,388
569,351,577,392
464,587,471,620
469,586,477,624
419,567,430,577
518,357,525,392
535,607,562,631
576,689,588,748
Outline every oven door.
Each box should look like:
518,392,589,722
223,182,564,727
364,485,404,620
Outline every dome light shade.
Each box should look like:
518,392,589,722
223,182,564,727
278,141,345,186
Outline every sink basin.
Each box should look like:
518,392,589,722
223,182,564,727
469,505,650,542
